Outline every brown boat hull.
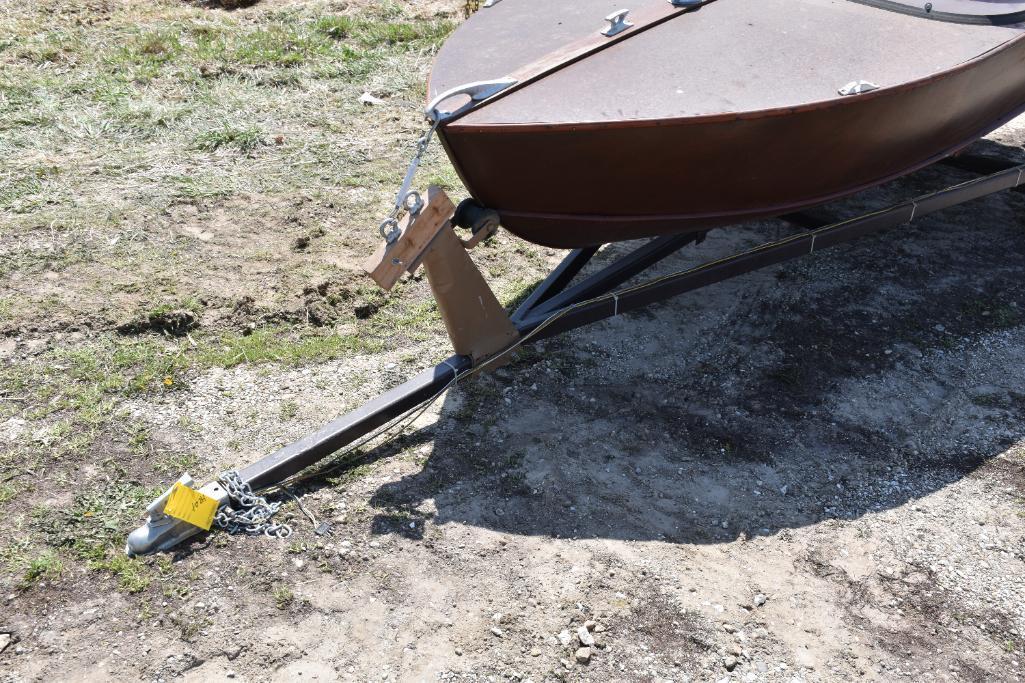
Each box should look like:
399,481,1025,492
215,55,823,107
438,33,1025,248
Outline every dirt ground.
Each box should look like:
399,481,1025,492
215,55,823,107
3,1,1025,682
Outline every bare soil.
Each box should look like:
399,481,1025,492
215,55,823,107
2,2,1025,683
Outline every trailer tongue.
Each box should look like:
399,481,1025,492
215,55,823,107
127,153,1025,555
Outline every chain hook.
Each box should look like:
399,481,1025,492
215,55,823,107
379,217,401,243
375,120,440,242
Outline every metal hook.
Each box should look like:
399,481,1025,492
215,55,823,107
379,217,401,244
404,190,424,217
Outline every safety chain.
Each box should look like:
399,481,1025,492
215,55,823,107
214,470,292,539
378,120,440,243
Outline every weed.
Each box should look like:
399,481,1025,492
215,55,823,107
155,556,174,577
280,400,299,420
314,16,355,40
198,327,382,368
0,484,17,507
156,450,200,476
194,126,265,153
272,583,294,609
23,550,63,585
88,554,152,593
170,612,207,642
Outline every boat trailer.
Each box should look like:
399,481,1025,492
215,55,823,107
126,152,1025,555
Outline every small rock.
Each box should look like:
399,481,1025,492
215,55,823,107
753,593,767,607
529,647,542,657
584,620,597,632
723,624,737,633
455,647,463,656
360,92,387,106
0,633,10,654
575,647,592,664
724,656,739,671
577,626,595,647
558,630,572,647
490,627,504,638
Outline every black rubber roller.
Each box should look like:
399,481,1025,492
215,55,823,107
453,198,501,235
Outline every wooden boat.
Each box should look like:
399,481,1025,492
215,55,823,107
427,0,1025,248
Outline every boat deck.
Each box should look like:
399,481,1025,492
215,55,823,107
429,0,1024,125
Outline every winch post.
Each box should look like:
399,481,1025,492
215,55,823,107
363,186,519,365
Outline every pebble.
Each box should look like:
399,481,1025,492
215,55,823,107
490,627,504,638
577,626,595,647
753,593,767,607
724,656,739,671
584,620,597,632
558,630,572,647
575,647,592,664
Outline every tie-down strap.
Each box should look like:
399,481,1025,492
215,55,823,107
426,0,720,124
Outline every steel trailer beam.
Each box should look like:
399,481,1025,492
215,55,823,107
240,355,470,491
518,163,1025,335
511,246,599,322
526,233,705,319
940,153,1025,185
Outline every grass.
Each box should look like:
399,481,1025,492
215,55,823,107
280,400,299,421
88,555,152,594
0,0,553,610
272,583,294,609
194,126,265,153
19,550,63,586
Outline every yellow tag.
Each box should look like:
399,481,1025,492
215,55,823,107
164,483,219,531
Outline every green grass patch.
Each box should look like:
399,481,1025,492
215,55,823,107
280,400,299,421
33,481,162,555
88,554,152,593
357,20,454,47
0,485,17,507
272,583,294,609
194,125,265,153
313,16,356,40
22,550,63,585
120,30,184,66
198,327,383,368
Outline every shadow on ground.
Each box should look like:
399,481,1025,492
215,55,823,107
315,140,1025,546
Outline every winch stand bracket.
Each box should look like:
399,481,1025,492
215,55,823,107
363,186,519,364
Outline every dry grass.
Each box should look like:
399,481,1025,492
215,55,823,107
0,0,556,592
